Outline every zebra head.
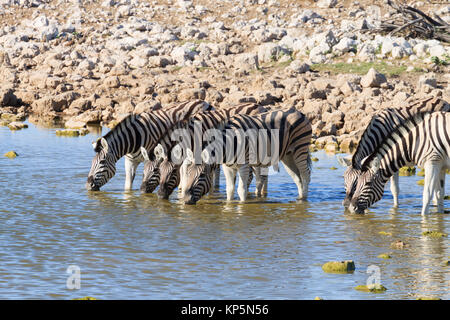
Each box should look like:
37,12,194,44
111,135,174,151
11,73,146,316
349,156,384,214
86,138,116,191
337,156,362,208
140,147,162,193
182,148,217,205
153,144,181,200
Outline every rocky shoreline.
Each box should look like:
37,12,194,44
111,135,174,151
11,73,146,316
0,0,449,153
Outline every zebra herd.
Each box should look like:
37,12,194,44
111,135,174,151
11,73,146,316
86,97,450,215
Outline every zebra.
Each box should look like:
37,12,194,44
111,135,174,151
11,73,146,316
86,100,212,191
348,111,450,215
338,97,449,208
182,108,312,204
139,103,269,199
139,147,162,193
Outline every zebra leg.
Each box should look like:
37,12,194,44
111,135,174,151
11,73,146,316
390,172,400,207
178,161,188,198
281,154,309,200
223,165,237,201
254,167,268,197
435,168,446,213
260,166,269,196
253,166,263,196
124,156,140,190
237,165,250,202
214,166,220,191
421,161,441,215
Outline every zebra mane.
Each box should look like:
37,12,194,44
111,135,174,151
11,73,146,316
360,112,427,172
352,96,449,169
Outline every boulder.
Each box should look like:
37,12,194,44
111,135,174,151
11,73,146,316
360,68,387,88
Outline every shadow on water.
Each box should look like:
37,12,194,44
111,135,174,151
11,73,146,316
0,121,448,299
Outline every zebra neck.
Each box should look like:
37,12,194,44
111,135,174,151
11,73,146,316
369,116,422,180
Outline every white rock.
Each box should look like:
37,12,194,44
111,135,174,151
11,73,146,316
428,45,446,58
317,0,337,8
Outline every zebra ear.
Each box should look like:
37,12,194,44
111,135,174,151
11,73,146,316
201,149,210,164
186,148,195,162
369,156,381,172
140,147,150,161
154,144,166,160
337,156,352,167
100,138,108,153
171,144,183,163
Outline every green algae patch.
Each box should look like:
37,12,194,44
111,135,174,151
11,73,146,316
311,157,319,162
314,297,323,300
55,129,88,137
444,196,450,200
4,151,18,158
73,296,99,300
330,166,338,170
422,231,447,238
354,284,387,293
322,260,355,274
417,169,425,177
377,253,391,259
399,166,416,176
443,260,449,266
378,231,392,236
416,296,441,300
417,179,424,186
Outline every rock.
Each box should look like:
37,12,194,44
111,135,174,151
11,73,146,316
234,53,259,71
422,231,447,238
0,88,19,107
391,240,409,249
286,60,310,74
322,260,355,273
31,92,81,115
4,151,18,158
134,100,161,114
418,74,437,91
104,76,120,88
399,166,416,176
360,68,387,88
55,129,88,137
7,122,28,130
354,284,387,293
317,0,337,8
257,43,290,63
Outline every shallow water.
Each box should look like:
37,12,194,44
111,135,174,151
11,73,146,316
0,121,448,300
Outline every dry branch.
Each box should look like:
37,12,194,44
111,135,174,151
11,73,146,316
374,0,450,43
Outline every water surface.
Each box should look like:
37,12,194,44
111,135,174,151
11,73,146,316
0,121,448,299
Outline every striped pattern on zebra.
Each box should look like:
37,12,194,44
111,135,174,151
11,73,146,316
182,108,312,204
349,111,450,215
140,103,269,199
86,100,211,191
339,97,449,208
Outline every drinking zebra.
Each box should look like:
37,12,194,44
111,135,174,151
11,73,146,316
338,97,449,208
139,103,269,199
348,111,450,215
182,108,312,204
86,100,211,191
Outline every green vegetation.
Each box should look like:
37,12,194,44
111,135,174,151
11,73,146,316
399,166,416,176
378,231,392,236
417,179,424,186
377,253,391,259
311,61,407,76
354,284,387,293
422,231,447,238
431,55,450,66
4,151,18,158
322,260,355,274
